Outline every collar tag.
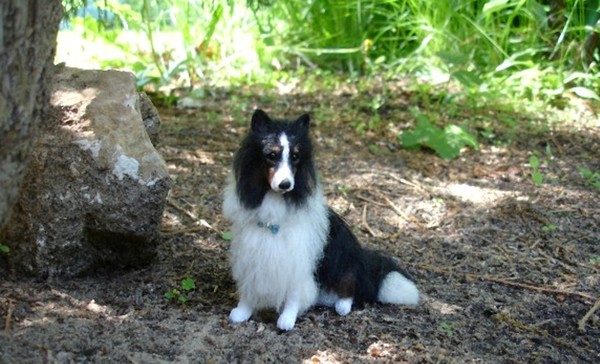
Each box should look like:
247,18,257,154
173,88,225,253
257,221,280,234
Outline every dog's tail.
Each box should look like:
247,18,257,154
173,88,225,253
358,247,420,306
322,209,420,306
376,263,420,306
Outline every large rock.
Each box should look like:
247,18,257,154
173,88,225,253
1,67,172,277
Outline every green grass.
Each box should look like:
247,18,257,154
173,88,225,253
59,0,599,156
61,1,599,85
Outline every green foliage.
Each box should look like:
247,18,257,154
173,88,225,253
439,321,455,338
220,231,233,241
165,277,196,305
336,185,350,198
180,277,196,291
399,110,479,160
59,0,599,117
62,0,260,90
352,94,385,135
251,0,598,72
0,243,9,254
578,167,600,189
528,155,544,186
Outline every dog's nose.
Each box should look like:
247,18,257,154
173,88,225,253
278,179,292,191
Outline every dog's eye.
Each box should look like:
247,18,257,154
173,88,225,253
266,151,278,161
291,153,300,162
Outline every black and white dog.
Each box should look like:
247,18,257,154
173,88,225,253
223,109,419,330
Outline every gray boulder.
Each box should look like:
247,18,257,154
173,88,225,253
1,67,172,277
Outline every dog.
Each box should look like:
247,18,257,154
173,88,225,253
223,109,419,331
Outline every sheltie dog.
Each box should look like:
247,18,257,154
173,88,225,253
223,109,419,331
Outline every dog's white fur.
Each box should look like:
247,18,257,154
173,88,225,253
223,177,329,330
270,134,294,192
377,271,420,305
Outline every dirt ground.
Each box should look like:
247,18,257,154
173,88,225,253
1,81,599,363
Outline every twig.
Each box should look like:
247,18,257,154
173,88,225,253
166,198,216,231
385,173,431,194
578,297,600,332
356,194,387,208
167,198,198,220
419,264,596,301
373,190,425,230
561,232,593,246
161,226,207,235
484,276,594,300
4,300,13,336
362,204,383,238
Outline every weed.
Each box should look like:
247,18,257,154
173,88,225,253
336,185,350,198
351,93,386,135
221,231,233,241
578,167,600,189
399,109,478,160
439,321,455,338
60,0,599,110
367,143,381,155
528,155,544,186
165,277,196,305
541,224,558,232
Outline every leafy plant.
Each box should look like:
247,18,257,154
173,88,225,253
0,243,9,254
578,167,600,189
165,277,196,305
59,0,599,112
353,94,385,135
528,155,543,186
336,185,350,198
399,110,478,160
439,321,455,338
221,231,233,241
541,224,558,232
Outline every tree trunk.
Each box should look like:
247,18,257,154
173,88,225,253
0,1,63,230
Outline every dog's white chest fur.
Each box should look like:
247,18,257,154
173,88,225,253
223,180,329,314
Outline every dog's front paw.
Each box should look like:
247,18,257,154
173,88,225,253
335,298,353,316
229,306,253,323
277,312,297,331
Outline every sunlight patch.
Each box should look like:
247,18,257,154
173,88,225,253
444,183,516,206
426,295,463,315
366,341,397,359
304,350,343,363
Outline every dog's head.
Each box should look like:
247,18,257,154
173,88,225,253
234,109,316,208
251,109,309,193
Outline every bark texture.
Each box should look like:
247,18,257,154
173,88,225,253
0,0,63,230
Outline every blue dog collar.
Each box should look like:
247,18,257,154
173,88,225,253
257,221,280,234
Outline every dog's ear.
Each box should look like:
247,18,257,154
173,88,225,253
251,109,271,134
294,113,310,131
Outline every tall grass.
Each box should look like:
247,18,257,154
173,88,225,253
60,0,599,103
253,0,598,72
248,0,599,104
61,0,266,88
